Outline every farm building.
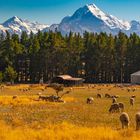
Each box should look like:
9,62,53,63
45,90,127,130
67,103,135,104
51,75,84,86
131,71,140,84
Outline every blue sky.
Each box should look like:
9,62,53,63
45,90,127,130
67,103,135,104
0,0,139,25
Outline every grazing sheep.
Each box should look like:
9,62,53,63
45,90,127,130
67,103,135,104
39,95,48,101
12,95,17,99
131,95,136,98
120,112,130,129
48,95,60,102
127,88,131,92
132,88,136,92
65,91,71,94
114,95,120,98
39,95,60,102
118,102,124,112
37,92,42,96
112,97,117,104
57,99,66,103
136,113,140,130
87,97,94,104
130,97,135,106
109,103,120,113
41,89,45,91
22,89,28,92
105,94,111,98
97,94,102,98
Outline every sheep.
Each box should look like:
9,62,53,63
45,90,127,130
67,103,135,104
12,95,17,99
114,95,120,98
111,95,119,98
87,97,94,104
112,97,117,104
97,94,102,98
136,113,140,130
39,95,48,101
41,89,45,91
109,103,120,113
48,95,60,102
118,102,124,112
131,95,136,98
130,97,135,106
37,92,42,96
57,99,66,103
22,89,28,92
120,112,130,129
132,88,136,92
39,95,64,102
105,94,111,98
127,88,131,92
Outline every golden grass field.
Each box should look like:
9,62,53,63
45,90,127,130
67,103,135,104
0,84,140,140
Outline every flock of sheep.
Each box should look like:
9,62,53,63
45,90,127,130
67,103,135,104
86,86,140,130
2,84,140,130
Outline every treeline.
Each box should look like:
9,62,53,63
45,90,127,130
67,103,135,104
0,31,140,83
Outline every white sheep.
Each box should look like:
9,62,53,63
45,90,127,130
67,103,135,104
37,92,42,96
120,112,130,129
97,94,102,98
87,97,94,104
112,97,117,104
109,103,120,113
118,102,125,112
136,113,140,130
130,98,135,106
12,95,17,99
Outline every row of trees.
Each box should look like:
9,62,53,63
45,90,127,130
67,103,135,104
0,30,140,84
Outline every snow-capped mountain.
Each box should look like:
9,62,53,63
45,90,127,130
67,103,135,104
50,4,131,35
0,16,49,35
42,24,59,32
1,4,140,36
127,20,140,35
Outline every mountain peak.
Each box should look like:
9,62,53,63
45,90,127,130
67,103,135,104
86,3,99,9
0,16,49,35
12,16,19,19
85,3,108,21
57,3,132,35
3,16,23,27
8,16,22,22
85,3,130,30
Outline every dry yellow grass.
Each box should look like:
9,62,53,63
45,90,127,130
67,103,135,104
0,121,140,140
0,84,140,139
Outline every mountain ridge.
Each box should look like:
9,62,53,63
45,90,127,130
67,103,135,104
1,4,140,36
0,16,49,35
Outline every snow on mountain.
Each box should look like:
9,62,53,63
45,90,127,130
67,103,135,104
87,4,130,30
42,24,59,32
1,4,140,36
53,4,131,35
0,16,49,35
126,20,140,35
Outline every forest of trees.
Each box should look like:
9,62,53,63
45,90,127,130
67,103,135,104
0,30,140,84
